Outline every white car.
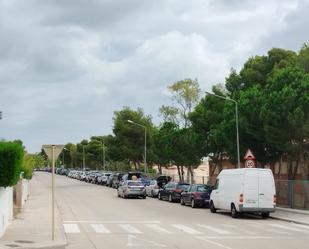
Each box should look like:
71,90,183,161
97,173,111,185
145,180,160,197
209,168,276,218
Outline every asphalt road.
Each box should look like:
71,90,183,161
36,173,309,249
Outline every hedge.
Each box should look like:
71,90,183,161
0,141,24,187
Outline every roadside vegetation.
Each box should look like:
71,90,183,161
11,44,309,182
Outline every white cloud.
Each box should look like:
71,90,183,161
0,0,307,152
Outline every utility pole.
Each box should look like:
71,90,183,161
102,139,106,171
82,145,85,171
127,120,147,174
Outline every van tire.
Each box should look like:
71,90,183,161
261,212,270,219
231,204,239,218
210,201,216,213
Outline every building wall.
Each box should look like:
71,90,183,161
0,187,13,238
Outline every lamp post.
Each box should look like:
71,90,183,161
63,148,69,167
102,139,106,171
82,145,86,171
127,120,147,174
205,91,240,168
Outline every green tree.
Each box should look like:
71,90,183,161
113,106,154,171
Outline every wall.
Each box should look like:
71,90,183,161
0,187,13,238
14,179,30,209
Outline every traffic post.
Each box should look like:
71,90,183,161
42,144,64,241
244,149,256,168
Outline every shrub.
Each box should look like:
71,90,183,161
22,154,35,180
0,141,24,187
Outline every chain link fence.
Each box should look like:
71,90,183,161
275,180,309,210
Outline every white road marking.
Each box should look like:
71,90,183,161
119,224,142,234
198,224,232,235
293,224,309,231
91,224,111,234
222,224,237,228
172,224,202,235
269,224,309,233
146,224,172,234
63,220,160,224
127,235,167,247
63,224,80,234
197,236,273,240
196,236,233,249
264,228,289,234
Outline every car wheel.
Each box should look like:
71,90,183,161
261,212,270,219
180,197,185,205
191,199,196,208
210,201,217,213
231,204,239,218
168,194,173,202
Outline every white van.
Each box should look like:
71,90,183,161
209,168,276,218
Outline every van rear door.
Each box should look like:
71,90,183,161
258,170,275,208
243,170,259,208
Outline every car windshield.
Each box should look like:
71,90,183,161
196,185,211,192
127,182,144,186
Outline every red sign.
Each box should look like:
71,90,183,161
244,149,256,168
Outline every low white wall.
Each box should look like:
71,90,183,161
0,187,13,238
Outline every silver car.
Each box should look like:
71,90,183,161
145,180,160,197
117,181,146,199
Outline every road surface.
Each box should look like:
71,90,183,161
36,173,309,249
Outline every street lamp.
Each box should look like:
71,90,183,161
127,120,147,174
102,139,106,171
63,148,69,167
82,145,86,171
205,91,240,168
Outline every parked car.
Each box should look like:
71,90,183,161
180,184,213,208
156,175,172,188
117,180,146,199
158,182,190,202
97,173,111,185
145,180,160,197
121,172,143,183
209,168,276,218
111,173,124,189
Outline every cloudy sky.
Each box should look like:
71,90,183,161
0,0,308,153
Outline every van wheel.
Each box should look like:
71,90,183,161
261,212,270,219
231,204,239,218
210,201,216,213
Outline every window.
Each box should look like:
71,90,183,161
214,179,220,190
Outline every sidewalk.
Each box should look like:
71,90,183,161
271,207,309,226
0,174,67,249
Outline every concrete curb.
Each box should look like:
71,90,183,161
270,215,309,226
275,207,309,215
0,241,66,249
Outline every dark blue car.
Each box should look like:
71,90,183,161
180,184,213,208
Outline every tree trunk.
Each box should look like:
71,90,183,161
181,166,185,182
292,159,299,180
176,165,182,182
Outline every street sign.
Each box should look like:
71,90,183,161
42,145,64,161
244,149,256,168
42,144,64,241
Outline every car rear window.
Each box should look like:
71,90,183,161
177,184,190,190
196,185,212,192
128,182,144,186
